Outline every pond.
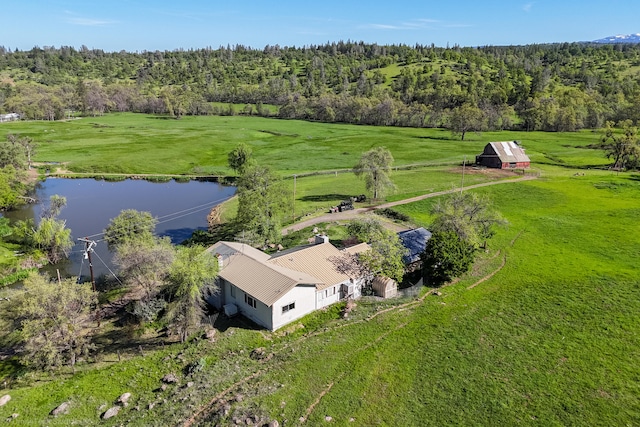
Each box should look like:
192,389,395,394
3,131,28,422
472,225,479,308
4,178,236,281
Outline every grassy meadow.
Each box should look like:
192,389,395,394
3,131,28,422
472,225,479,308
0,113,608,177
0,112,608,220
0,114,638,425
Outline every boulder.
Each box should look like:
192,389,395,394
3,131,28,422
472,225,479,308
50,401,70,416
205,329,217,342
117,392,132,406
250,347,267,360
162,373,179,384
101,406,120,420
0,395,10,406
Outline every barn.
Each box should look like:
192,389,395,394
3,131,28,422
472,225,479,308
475,141,530,169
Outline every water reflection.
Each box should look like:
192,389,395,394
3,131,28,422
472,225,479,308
5,178,235,280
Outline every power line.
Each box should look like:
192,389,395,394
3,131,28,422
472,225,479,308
82,194,232,242
91,249,124,287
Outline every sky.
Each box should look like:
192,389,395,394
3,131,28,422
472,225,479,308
2,0,640,52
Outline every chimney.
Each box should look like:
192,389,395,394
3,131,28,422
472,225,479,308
314,234,329,245
215,253,223,269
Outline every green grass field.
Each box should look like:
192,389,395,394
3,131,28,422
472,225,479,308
0,113,609,177
0,114,637,425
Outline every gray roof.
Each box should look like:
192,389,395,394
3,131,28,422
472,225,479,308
397,227,432,264
208,241,320,307
487,141,530,163
269,242,355,291
208,240,374,305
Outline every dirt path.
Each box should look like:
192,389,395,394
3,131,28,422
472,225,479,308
284,175,537,234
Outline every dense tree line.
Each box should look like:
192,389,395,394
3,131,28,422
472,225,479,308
2,42,640,130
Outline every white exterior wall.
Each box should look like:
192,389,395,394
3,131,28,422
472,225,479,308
237,289,274,330
316,283,344,309
271,285,316,331
352,278,363,299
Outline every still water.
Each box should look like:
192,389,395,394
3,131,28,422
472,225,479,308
5,178,236,280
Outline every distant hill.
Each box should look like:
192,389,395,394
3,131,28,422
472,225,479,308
593,33,640,43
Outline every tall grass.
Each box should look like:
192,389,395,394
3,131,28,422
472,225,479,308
1,113,609,177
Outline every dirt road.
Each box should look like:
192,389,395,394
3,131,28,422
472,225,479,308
283,175,537,234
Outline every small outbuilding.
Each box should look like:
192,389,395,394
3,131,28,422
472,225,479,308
476,141,530,169
0,113,19,123
397,227,432,272
372,276,398,299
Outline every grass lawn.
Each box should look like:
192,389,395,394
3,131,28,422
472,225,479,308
1,167,637,426
0,114,637,425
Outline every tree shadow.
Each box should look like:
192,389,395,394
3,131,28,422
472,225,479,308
414,135,462,142
146,115,176,120
299,194,351,202
208,310,264,333
182,223,240,246
91,323,171,359
161,226,207,244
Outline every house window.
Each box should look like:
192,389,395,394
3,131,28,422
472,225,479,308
282,302,295,314
230,285,236,299
324,287,336,299
244,293,257,309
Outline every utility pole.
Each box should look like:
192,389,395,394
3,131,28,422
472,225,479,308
460,155,467,194
78,237,96,292
292,174,297,221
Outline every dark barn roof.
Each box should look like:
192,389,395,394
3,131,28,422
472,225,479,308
397,227,432,264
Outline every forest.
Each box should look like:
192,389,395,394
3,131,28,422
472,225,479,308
2,41,640,132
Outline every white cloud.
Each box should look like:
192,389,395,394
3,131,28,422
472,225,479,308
64,11,116,27
362,24,405,30
66,17,115,26
360,18,470,32
523,2,534,12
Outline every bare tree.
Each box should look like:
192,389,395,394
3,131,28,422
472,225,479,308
113,237,175,301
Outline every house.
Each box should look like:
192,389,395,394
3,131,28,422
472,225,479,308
206,236,366,331
0,113,20,123
475,141,530,169
397,227,432,272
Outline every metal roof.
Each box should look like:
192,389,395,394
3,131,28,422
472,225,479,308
208,241,320,307
342,242,370,255
397,227,432,264
268,242,354,291
487,141,530,163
